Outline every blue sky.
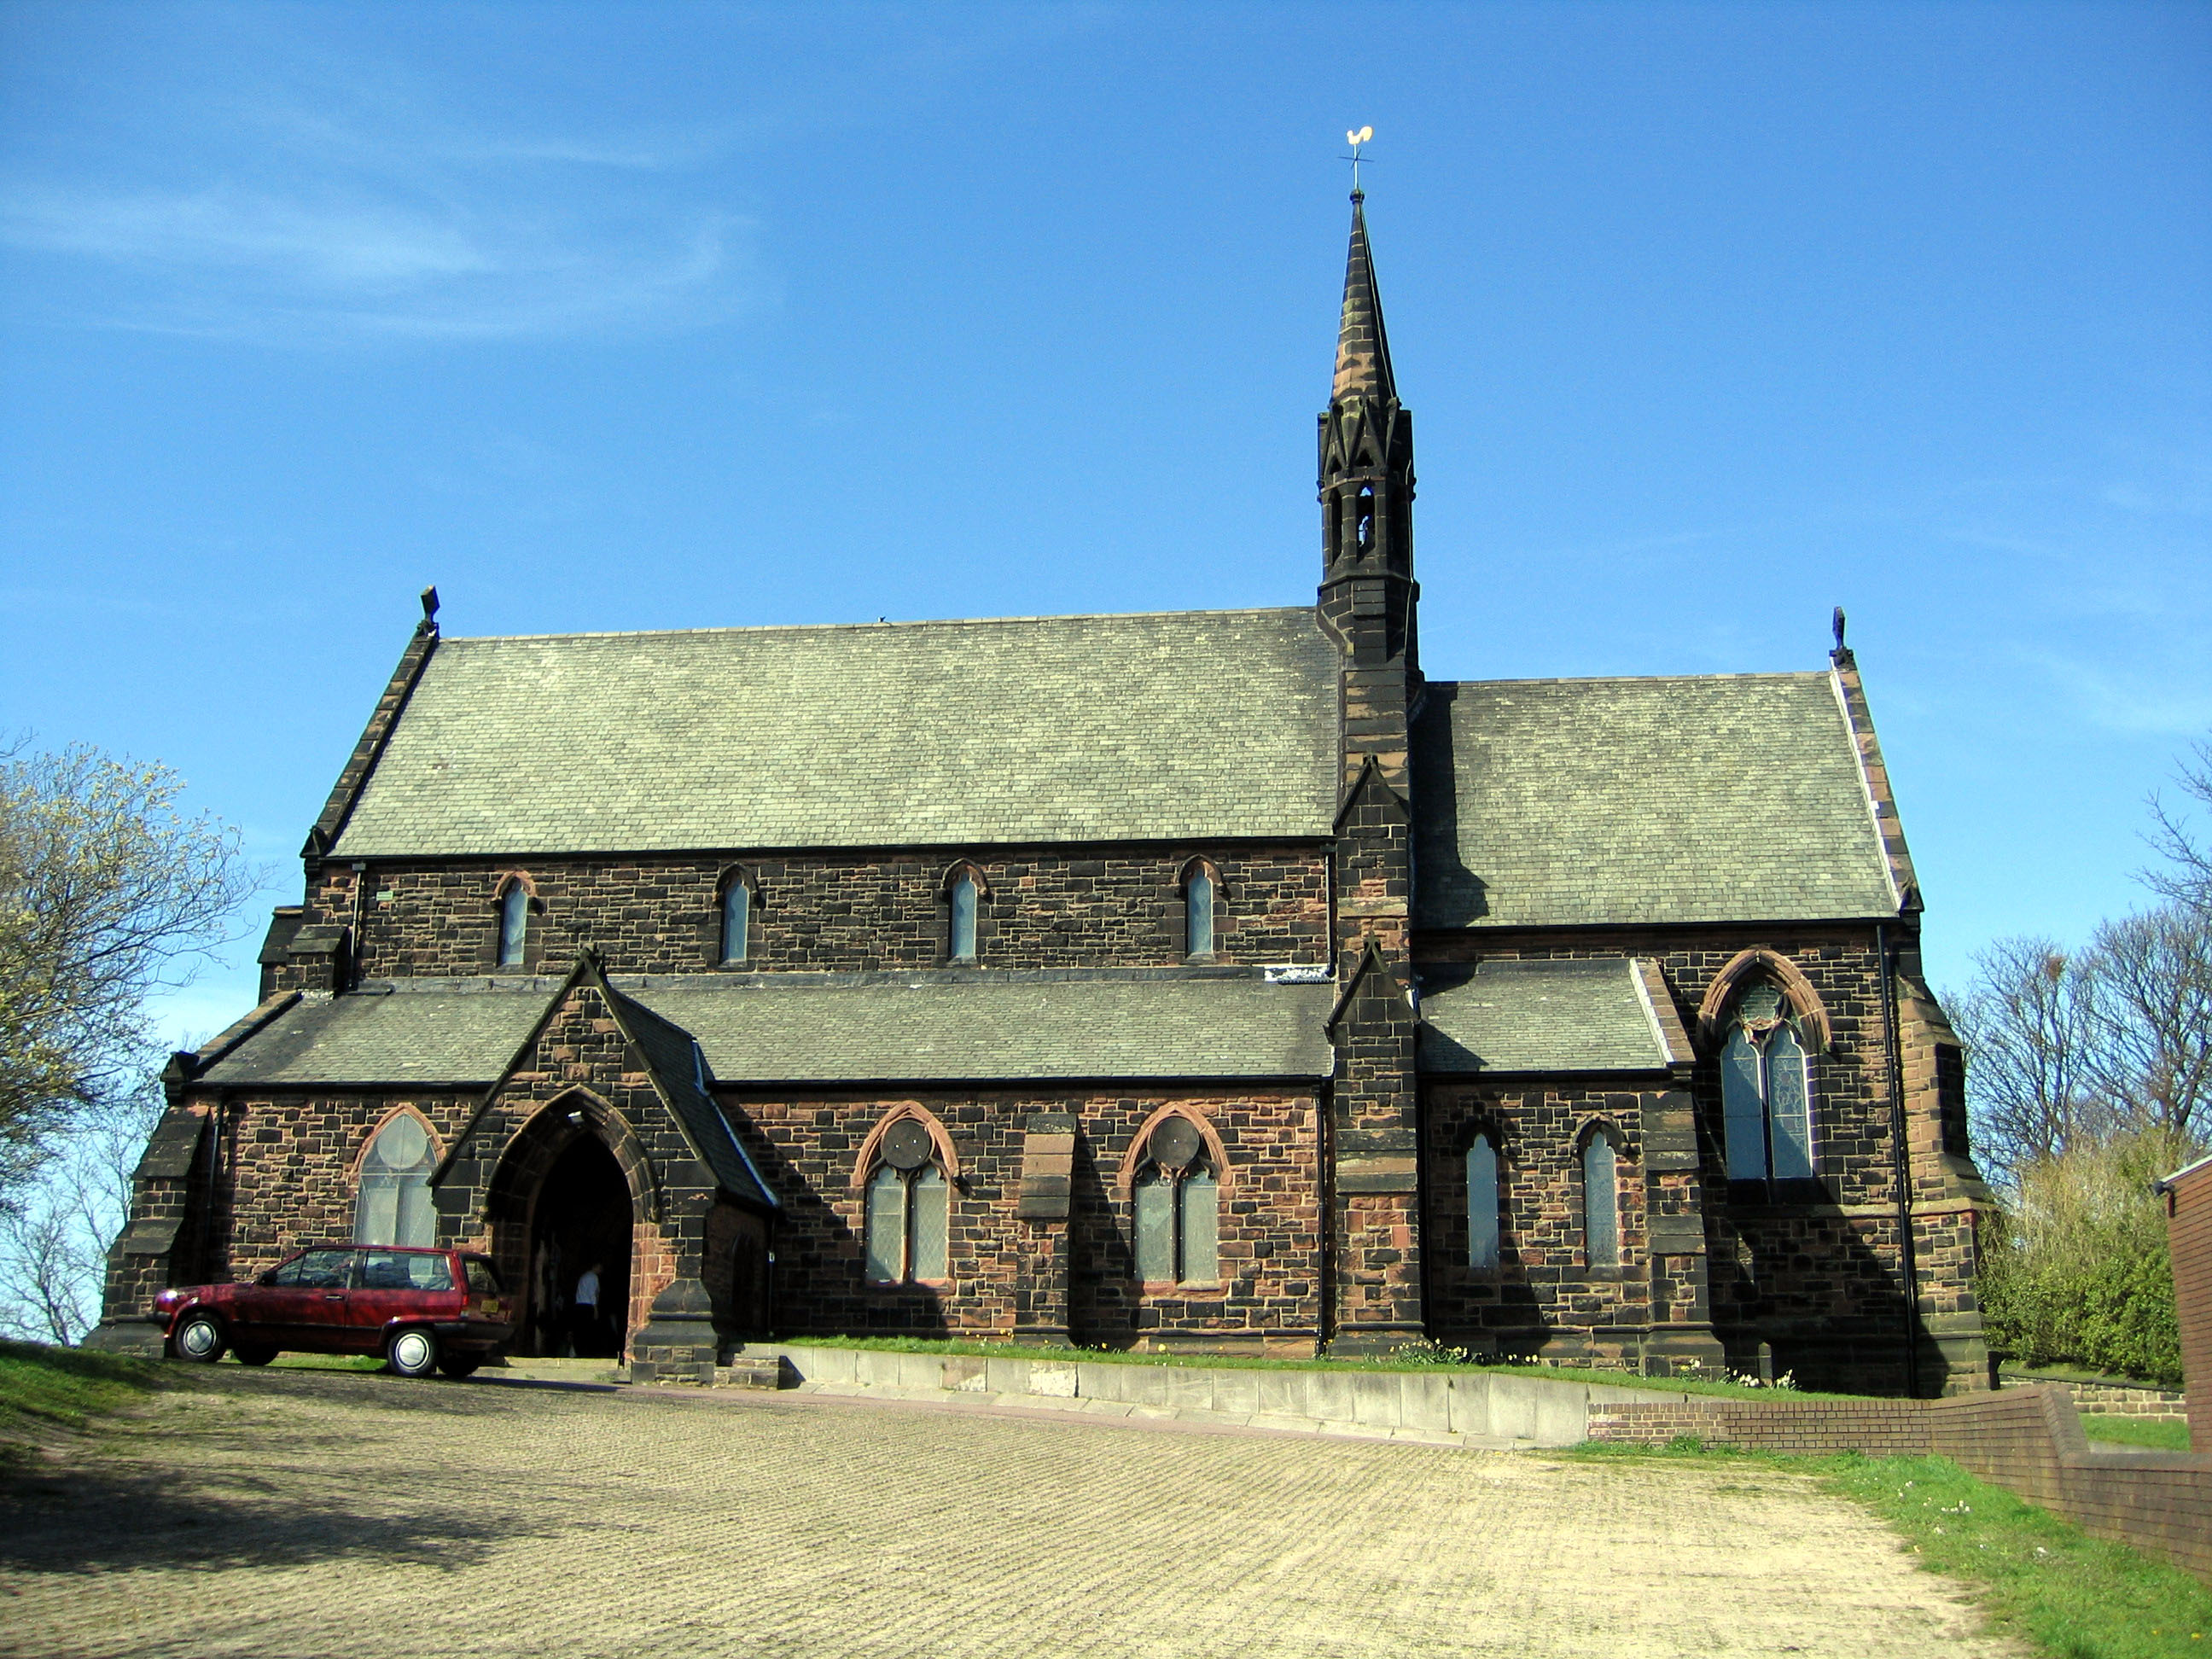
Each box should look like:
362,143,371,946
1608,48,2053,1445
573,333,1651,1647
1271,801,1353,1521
2,1,2207,1042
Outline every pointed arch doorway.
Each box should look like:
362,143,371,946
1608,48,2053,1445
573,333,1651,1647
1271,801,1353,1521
527,1134,632,1357
485,1095,652,1360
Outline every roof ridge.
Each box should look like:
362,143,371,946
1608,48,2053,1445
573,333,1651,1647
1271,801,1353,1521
1439,669,1832,690
440,605,1318,645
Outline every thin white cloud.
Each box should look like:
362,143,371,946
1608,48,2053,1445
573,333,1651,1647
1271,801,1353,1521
2024,651,2212,736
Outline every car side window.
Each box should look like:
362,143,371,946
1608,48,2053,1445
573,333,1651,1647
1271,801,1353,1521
274,1249,356,1289
360,1250,453,1291
463,1258,501,1296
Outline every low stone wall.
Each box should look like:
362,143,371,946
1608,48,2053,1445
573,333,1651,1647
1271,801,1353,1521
1998,1369,2187,1422
745,1343,1691,1448
1588,1383,2212,1583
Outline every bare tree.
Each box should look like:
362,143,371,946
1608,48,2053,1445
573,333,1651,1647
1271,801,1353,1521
0,1073,163,1342
2144,736,2212,916
1949,936,2106,1183
2084,903,2212,1149
0,741,258,1195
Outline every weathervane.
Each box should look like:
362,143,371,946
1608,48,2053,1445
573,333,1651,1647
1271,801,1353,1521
1344,125,1374,196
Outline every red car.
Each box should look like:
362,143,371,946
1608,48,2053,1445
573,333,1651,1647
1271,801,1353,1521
154,1244,515,1379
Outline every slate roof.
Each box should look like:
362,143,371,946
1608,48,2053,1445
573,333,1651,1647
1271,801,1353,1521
192,975,1336,1088
1412,672,1900,929
1419,958,1674,1074
604,986,776,1208
328,609,1340,858
196,989,551,1088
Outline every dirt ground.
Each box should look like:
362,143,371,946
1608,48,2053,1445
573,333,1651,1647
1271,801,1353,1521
0,1365,2015,1659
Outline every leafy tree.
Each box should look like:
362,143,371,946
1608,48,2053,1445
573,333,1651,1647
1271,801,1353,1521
0,741,257,1195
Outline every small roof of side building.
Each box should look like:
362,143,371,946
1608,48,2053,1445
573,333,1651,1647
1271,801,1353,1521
327,608,1340,859
1419,958,1689,1075
191,973,1337,1089
1412,672,1904,929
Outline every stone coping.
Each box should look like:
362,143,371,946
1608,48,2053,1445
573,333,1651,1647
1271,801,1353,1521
736,1342,1695,1448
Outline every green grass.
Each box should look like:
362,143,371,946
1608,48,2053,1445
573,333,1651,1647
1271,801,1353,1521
0,1340,165,1469
769,1332,1866,1400
2081,1415,2192,1452
1575,1439,2212,1658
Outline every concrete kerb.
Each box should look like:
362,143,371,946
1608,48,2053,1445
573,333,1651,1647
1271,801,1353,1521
733,1344,1698,1447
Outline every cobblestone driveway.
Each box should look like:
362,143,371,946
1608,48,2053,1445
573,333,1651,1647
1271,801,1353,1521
0,1368,2009,1659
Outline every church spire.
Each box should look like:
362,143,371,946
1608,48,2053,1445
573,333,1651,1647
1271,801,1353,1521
1333,193,1396,404
1316,189,1417,668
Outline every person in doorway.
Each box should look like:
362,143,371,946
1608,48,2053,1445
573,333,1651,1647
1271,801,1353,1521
572,1261,603,1356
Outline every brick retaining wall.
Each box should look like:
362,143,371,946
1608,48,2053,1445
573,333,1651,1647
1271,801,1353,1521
1588,1384,2210,1581
2000,1369,2187,1422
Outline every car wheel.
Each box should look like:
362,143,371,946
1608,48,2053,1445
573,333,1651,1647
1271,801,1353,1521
436,1355,481,1380
173,1312,227,1364
387,1328,439,1378
232,1343,278,1367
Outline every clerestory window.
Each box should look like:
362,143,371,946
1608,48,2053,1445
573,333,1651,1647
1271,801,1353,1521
1183,865,1216,958
948,871,980,962
1132,1115,1220,1284
497,882,530,967
864,1118,950,1284
1720,982,1816,1186
355,1114,438,1248
720,880,751,965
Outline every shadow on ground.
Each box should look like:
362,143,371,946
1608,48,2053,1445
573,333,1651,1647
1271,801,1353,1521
0,1367,551,1575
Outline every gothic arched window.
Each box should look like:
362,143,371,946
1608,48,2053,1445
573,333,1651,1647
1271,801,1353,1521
1132,1115,1219,1284
1581,1129,1620,1270
356,1114,437,1248
496,880,530,968
940,864,987,963
863,1116,951,1284
1178,859,1221,959
1720,982,1816,1184
1465,1132,1500,1271
719,877,752,965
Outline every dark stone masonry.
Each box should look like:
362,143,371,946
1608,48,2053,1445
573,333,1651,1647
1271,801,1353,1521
94,193,1994,1397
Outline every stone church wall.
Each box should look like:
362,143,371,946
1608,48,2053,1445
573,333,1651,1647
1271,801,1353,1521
298,843,1331,981
723,1087,1324,1350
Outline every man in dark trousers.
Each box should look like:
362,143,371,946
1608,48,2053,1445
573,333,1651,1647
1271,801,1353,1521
572,1260,603,1356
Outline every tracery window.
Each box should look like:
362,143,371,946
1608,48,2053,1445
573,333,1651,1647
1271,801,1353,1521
1720,982,1816,1185
1465,1132,1500,1271
497,881,530,967
355,1114,437,1248
1581,1131,1620,1270
1132,1115,1219,1284
864,1118,950,1284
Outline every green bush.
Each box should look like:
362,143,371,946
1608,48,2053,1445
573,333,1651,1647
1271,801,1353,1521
1978,1133,2185,1388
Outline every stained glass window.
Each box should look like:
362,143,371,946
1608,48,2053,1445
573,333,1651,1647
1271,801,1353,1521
721,882,750,964
1720,981,1819,1188
355,1115,437,1248
1132,1121,1220,1284
1582,1136,1619,1269
1466,1135,1500,1270
1179,1167,1219,1282
950,875,978,961
498,883,528,966
1185,870,1215,957
1134,1167,1173,1280
864,1165,905,1283
910,1165,950,1281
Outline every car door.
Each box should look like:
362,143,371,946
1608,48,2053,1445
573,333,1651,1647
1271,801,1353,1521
351,1249,456,1352
238,1248,357,1348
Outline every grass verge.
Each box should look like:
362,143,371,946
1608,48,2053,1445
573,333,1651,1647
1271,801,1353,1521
2081,1415,2192,1452
769,1333,1863,1400
1575,1438,2212,1658
0,1340,165,1472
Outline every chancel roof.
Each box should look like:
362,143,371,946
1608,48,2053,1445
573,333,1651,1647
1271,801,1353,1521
328,608,1340,858
1412,672,1901,929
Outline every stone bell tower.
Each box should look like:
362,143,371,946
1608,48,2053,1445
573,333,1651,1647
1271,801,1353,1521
1318,190,1426,1352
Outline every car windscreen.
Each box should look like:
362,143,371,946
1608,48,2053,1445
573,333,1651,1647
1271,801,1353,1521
463,1257,503,1295
358,1250,454,1292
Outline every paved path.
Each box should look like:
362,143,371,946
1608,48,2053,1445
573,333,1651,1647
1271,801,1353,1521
0,1367,2013,1659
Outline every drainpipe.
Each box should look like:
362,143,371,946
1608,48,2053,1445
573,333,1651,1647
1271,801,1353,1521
1877,922,1923,1397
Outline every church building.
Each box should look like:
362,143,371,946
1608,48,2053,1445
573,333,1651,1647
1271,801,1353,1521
97,195,1995,1394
